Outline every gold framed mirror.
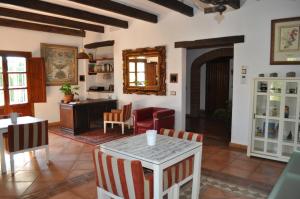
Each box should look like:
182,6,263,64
123,46,166,95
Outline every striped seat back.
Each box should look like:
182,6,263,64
0,115,10,119
7,120,48,153
93,148,146,199
121,103,132,122
159,128,203,142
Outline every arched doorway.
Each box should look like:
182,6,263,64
190,48,234,117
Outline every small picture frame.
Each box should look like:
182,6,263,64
170,73,178,83
270,17,300,65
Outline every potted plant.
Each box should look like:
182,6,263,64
59,83,79,103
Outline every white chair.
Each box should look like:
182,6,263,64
4,120,49,175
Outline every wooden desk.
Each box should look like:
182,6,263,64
60,99,117,135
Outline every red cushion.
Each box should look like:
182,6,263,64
136,119,154,129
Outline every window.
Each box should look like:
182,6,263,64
129,59,146,86
0,55,28,107
7,57,28,105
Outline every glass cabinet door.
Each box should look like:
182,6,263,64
284,97,297,119
282,145,294,157
269,81,283,94
256,95,267,116
283,121,296,143
269,95,281,118
253,140,264,152
254,118,265,138
267,142,278,154
286,82,298,95
257,81,268,93
267,119,279,140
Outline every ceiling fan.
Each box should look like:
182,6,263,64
199,0,240,15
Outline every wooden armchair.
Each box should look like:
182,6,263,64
103,103,132,134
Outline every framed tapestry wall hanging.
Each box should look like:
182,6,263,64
41,43,78,85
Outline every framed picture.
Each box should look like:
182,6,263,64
41,43,78,86
270,17,300,65
170,73,178,83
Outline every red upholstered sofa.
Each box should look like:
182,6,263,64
133,107,175,134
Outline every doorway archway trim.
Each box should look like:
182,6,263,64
190,47,234,116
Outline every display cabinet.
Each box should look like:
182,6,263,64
250,78,300,162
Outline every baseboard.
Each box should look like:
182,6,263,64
229,142,247,151
48,121,60,127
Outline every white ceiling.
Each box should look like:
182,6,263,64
0,0,201,29
0,0,239,32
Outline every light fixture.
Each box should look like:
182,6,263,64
77,48,90,59
77,34,90,60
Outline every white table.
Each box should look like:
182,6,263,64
0,116,44,173
100,134,202,199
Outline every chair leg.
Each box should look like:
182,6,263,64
173,184,180,199
121,123,124,135
32,151,36,158
104,122,107,134
97,187,110,199
127,121,131,129
168,186,174,199
45,146,49,165
111,123,114,128
10,154,15,175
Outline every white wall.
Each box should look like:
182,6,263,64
1,0,299,146
96,0,300,145
0,27,86,123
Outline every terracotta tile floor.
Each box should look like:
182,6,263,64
0,132,286,199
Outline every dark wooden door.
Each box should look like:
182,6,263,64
205,57,230,115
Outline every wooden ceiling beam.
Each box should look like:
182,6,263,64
0,0,128,28
0,18,85,37
148,0,194,17
0,7,104,33
84,40,115,49
69,0,158,23
175,35,245,49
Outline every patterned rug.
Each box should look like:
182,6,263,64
49,126,133,146
20,170,269,199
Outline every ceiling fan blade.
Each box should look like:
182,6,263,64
227,0,240,9
204,6,217,14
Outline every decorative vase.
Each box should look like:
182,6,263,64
287,131,293,141
64,94,74,103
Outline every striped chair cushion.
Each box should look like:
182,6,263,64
93,148,153,199
160,128,203,142
103,103,132,122
6,120,48,153
160,128,203,190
